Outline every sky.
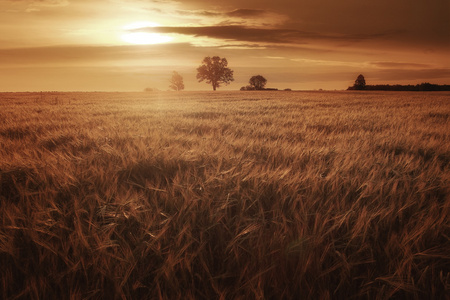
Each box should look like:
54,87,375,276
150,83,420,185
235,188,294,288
0,0,449,91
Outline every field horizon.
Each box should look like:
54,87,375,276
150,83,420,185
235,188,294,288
1,90,449,299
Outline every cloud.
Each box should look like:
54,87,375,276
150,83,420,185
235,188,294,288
292,58,366,68
175,8,274,18
0,44,200,66
369,61,435,69
369,68,450,82
7,0,64,2
175,9,220,17
138,25,399,46
5,0,69,12
226,9,268,18
8,0,69,6
361,62,450,83
172,8,287,26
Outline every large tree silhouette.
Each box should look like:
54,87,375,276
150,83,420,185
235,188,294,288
196,56,234,91
249,75,267,90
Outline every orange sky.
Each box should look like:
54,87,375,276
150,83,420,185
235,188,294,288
1,0,449,91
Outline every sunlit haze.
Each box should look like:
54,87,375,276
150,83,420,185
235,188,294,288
121,22,173,45
0,0,448,91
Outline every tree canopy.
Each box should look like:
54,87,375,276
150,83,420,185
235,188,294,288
353,74,366,90
249,75,267,90
196,56,234,91
169,71,184,91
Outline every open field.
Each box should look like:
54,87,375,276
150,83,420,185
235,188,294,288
0,91,449,299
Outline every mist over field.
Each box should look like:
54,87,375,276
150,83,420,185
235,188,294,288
0,91,449,299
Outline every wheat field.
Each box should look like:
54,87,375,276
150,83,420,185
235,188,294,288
0,91,449,299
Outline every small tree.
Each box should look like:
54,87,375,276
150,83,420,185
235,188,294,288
196,56,234,91
353,74,366,90
249,75,267,90
169,71,184,91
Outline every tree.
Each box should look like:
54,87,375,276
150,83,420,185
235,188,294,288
353,74,366,90
196,56,234,91
249,75,267,90
169,71,184,91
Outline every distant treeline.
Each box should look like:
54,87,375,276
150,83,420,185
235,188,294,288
348,82,450,91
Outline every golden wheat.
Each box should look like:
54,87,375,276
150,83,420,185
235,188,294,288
0,91,449,299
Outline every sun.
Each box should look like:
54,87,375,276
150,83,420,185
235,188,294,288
121,21,173,45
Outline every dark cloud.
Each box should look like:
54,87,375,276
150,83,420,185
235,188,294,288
175,9,221,17
226,9,267,18
165,0,450,49
139,25,401,45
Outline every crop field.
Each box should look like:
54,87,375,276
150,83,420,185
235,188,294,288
0,91,449,299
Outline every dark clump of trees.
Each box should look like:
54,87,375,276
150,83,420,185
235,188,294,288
249,75,267,90
241,75,279,91
352,74,366,90
362,83,450,91
196,56,234,91
348,74,450,91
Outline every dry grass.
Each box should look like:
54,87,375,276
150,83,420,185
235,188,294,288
0,90,449,299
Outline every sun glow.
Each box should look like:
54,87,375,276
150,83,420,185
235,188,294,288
121,21,173,45
121,32,173,45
